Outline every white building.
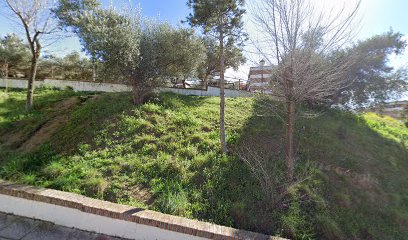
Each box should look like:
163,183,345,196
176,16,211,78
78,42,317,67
247,60,274,93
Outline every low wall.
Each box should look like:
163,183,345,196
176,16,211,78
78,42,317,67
0,78,251,97
0,78,44,89
0,78,132,93
0,180,282,240
45,79,132,92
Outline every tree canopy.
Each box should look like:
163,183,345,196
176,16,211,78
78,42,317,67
198,36,245,84
337,30,407,107
0,34,31,78
55,0,206,104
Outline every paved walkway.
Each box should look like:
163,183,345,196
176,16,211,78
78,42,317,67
0,212,127,240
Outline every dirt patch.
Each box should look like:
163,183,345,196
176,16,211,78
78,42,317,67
55,97,80,111
132,186,154,205
2,130,27,149
18,115,69,152
17,97,82,152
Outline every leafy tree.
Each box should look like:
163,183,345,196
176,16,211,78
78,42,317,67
133,21,206,103
53,0,104,81
55,1,206,104
5,0,58,110
162,27,206,88
198,36,245,88
36,54,61,79
37,52,93,80
337,30,407,107
60,52,93,80
0,34,30,91
186,0,246,153
56,0,143,88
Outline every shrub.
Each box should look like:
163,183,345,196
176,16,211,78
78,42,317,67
152,180,191,217
141,103,163,114
81,177,108,198
42,162,65,179
64,86,74,91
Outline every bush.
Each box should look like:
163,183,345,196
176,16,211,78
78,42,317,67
64,86,74,91
81,176,108,198
42,162,66,179
152,180,191,217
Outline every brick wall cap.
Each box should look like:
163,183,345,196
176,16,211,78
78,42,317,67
0,180,286,240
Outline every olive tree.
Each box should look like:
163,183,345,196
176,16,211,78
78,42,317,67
0,33,30,92
198,36,245,88
54,1,205,104
158,26,206,89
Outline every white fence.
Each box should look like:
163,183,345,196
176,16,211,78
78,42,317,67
0,78,251,98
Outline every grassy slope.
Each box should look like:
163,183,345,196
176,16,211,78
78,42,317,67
0,88,407,240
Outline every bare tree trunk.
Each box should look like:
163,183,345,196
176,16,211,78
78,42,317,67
203,74,209,90
26,55,39,110
92,61,96,82
132,87,143,105
284,63,295,181
132,81,148,105
5,63,8,93
219,20,227,154
285,99,295,181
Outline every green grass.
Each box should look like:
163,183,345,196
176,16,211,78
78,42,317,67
0,88,407,240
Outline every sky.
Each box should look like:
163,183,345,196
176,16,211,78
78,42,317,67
0,0,407,81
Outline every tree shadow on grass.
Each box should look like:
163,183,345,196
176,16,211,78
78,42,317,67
221,96,408,239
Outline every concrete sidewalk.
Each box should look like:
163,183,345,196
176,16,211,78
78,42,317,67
0,212,127,240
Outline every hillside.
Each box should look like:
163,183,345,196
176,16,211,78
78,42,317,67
0,88,408,240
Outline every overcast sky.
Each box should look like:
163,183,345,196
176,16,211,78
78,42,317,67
0,0,407,81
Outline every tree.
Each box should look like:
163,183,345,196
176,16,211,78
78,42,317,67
37,52,93,80
0,33,30,92
55,1,206,104
163,27,206,88
186,0,246,153
336,30,407,107
60,52,93,80
251,0,361,180
198,36,245,88
52,0,102,82
404,105,408,128
37,54,62,79
132,21,205,104
5,0,58,110
55,1,144,99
